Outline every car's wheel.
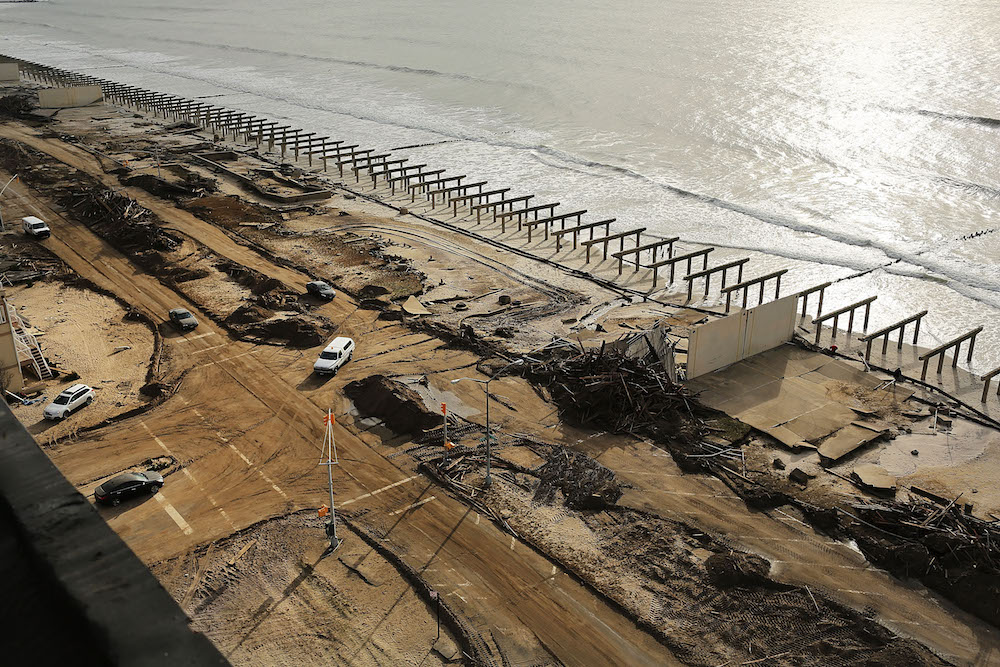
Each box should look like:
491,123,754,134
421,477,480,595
111,498,120,507
85,396,93,405
149,484,159,494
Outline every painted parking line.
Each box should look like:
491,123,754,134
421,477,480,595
341,474,421,507
155,493,193,535
192,343,228,355
176,332,218,343
228,443,253,467
389,496,436,516
140,421,173,457
181,468,236,530
226,443,289,501
193,349,260,370
144,419,234,529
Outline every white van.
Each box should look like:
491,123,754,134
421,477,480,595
313,337,354,375
22,216,51,239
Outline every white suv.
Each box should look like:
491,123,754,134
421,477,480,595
43,384,96,420
313,337,354,375
22,216,51,239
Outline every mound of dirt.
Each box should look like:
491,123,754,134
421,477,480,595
242,315,325,348
704,552,772,588
184,195,279,229
225,303,272,326
122,173,201,201
358,284,391,299
0,137,49,171
215,259,285,295
344,375,440,435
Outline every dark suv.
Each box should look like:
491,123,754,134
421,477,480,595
94,471,164,506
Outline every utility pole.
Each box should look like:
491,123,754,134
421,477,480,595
441,402,453,463
319,409,342,552
451,358,524,489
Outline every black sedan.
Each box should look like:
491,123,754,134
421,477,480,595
94,471,164,506
306,280,336,300
168,307,199,331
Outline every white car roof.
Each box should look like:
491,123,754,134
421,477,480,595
62,383,90,395
23,216,46,225
323,337,354,352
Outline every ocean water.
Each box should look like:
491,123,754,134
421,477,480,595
2,0,999,368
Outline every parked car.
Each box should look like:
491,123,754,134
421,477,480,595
43,384,95,421
313,337,354,375
94,471,164,506
168,307,199,331
21,216,51,239
306,280,336,300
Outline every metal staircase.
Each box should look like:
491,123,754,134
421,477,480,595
0,296,53,380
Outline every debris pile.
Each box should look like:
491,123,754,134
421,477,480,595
0,137,47,172
845,497,1000,626
62,186,179,254
344,374,441,435
0,93,46,122
519,346,695,437
533,448,622,510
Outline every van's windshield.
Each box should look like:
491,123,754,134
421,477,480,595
53,395,71,405
320,351,340,360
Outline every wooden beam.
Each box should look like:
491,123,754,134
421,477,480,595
810,295,876,344
918,326,983,380
858,310,928,361
721,268,789,313
611,237,679,274
981,365,1000,403
647,248,714,287
683,257,750,299
581,228,646,263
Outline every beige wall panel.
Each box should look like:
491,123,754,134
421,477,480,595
743,294,798,358
38,85,104,109
0,63,19,82
687,311,744,379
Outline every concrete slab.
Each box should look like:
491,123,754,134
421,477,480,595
818,424,886,461
852,464,896,492
691,346,911,451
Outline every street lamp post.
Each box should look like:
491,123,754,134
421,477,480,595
0,174,18,232
451,359,523,488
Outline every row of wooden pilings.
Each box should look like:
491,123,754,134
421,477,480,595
3,55,790,311
795,284,999,402
8,54,998,405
